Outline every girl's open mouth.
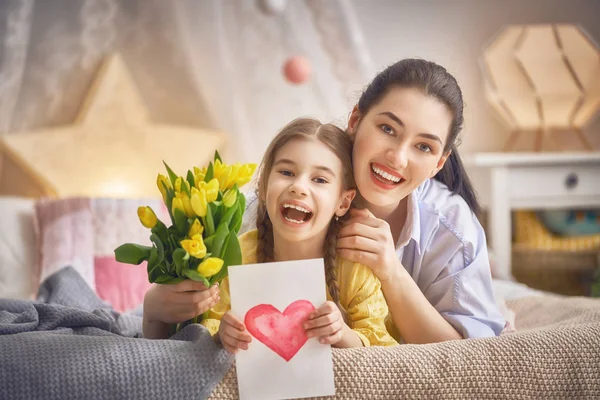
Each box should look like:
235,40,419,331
370,163,405,188
280,203,313,225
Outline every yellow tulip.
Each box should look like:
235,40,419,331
137,206,158,229
197,178,219,203
223,189,237,208
194,166,207,186
180,234,207,259
224,163,241,189
197,257,224,278
235,163,257,187
156,174,171,203
174,177,183,193
188,218,204,238
213,159,232,191
176,192,195,218
171,197,185,217
191,187,208,217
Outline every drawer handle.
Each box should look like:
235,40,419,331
565,173,578,189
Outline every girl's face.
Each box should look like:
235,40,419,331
265,137,355,243
349,87,452,208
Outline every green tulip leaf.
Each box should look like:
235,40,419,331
205,162,214,182
163,161,179,186
173,248,189,277
173,208,188,236
114,243,151,265
211,223,229,259
186,170,196,191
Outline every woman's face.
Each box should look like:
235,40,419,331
349,87,452,208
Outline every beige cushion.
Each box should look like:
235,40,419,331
0,196,37,299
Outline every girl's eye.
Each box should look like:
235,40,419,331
417,143,432,153
313,177,328,184
380,124,394,136
279,170,294,177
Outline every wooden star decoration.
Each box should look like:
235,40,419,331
0,54,226,198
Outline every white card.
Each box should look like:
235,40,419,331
228,258,335,400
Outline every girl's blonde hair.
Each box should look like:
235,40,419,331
255,118,355,323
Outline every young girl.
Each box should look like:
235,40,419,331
205,118,397,353
242,59,505,344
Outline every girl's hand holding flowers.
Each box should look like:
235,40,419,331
115,151,256,334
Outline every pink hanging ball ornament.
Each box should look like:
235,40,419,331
283,56,312,85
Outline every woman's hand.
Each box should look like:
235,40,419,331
143,280,220,325
336,208,400,283
303,301,353,347
218,311,253,354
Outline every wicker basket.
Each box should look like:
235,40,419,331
511,245,600,296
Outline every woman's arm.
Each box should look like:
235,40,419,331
380,261,462,343
337,209,462,344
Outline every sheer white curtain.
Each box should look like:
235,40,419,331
174,0,375,162
0,0,374,163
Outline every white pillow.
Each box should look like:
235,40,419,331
0,196,37,299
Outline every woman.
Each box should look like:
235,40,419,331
243,59,504,344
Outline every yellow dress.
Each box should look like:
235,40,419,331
202,229,398,347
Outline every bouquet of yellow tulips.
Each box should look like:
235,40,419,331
114,151,256,326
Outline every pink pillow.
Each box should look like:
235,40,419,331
35,197,168,312
35,198,95,293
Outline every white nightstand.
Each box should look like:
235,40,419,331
465,152,600,280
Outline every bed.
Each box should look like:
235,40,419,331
1,196,599,399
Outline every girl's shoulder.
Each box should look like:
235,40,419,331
335,257,381,289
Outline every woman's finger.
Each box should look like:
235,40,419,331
342,214,381,229
336,236,380,254
336,248,379,266
338,222,381,241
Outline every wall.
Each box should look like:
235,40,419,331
352,0,600,154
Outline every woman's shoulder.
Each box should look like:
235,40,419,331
415,178,484,244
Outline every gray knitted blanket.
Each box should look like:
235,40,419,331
0,267,233,400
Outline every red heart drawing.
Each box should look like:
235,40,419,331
244,300,316,362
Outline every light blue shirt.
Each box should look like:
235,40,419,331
240,178,505,339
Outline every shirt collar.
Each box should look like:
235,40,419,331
395,190,421,253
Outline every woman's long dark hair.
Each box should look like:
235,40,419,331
356,59,480,215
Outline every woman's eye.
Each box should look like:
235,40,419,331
313,177,328,184
380,124,394,135
279,170,294,177
417,143,432,153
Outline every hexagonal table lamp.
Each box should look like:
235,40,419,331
0,54,226,198
482,24,600,151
